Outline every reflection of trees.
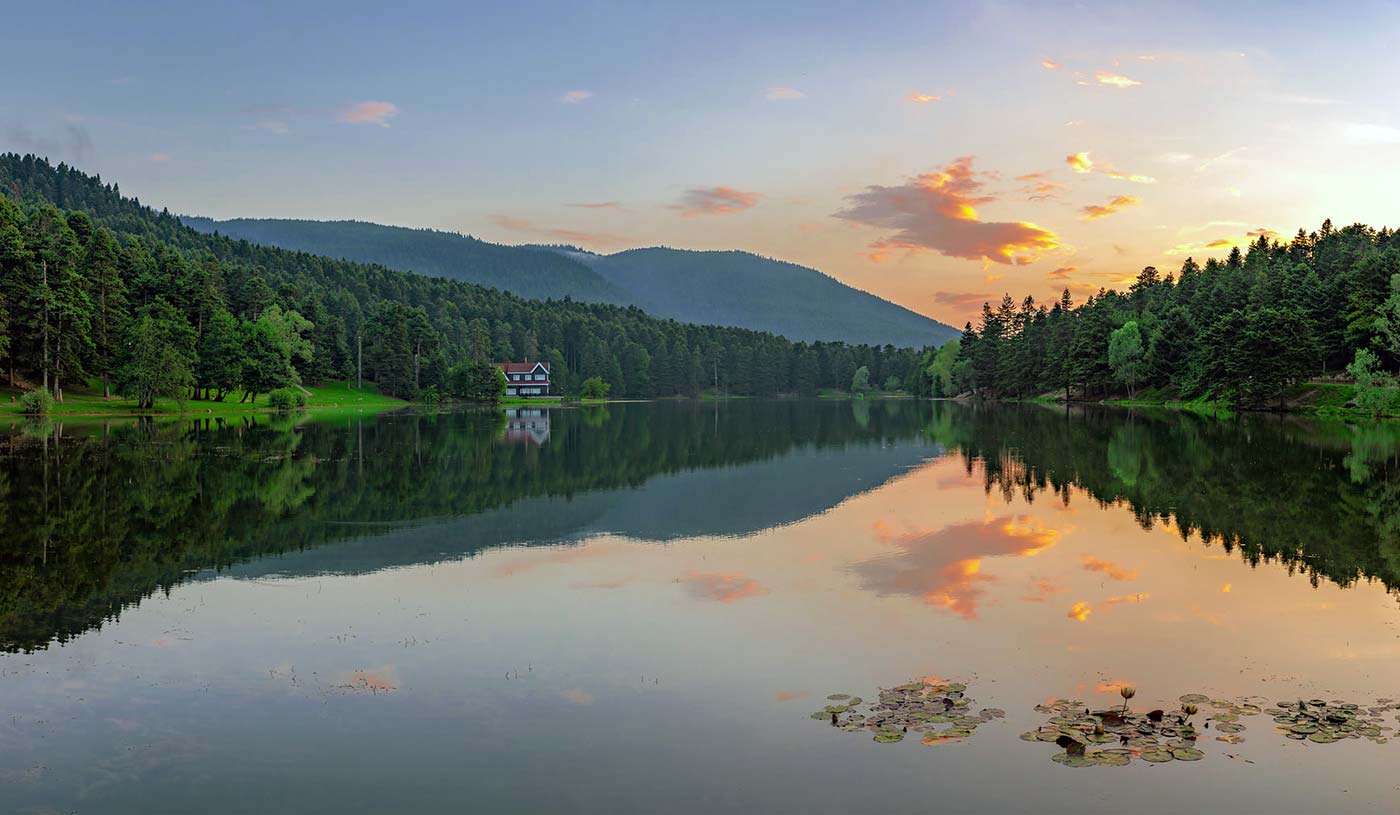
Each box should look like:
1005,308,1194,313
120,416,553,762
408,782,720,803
0,400,928,652
925,403,1400,595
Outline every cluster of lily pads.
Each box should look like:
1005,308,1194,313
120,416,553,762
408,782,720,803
811,681,1400,765
1021,691,1260,767
811,678,1004,745
1265,697,1399,745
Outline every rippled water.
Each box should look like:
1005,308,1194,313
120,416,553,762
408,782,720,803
2,401,1398,813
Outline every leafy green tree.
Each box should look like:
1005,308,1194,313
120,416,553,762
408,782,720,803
82,225,127,396
197,308,244,400
239,316,297,402
446,359,506,402
1108,321,1145,398
113,300,196,409
1377,273,1400,358
1347,349,1396,417
851,365,871,393
580,376,611,399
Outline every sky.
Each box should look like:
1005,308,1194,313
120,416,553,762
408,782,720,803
4,0,1400,327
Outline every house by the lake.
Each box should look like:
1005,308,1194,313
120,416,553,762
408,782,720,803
497,361,551,397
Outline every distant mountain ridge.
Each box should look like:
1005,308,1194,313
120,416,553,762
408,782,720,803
180,216,957,348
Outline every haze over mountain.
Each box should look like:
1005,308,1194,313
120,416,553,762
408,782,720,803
180,216,958,348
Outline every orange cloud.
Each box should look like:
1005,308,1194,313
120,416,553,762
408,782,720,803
684,571,769,603
337,100,399,127
908,92,942,103
1065,151,1155,183
854,515,1059,620
834,157,1060,265
766,86,805,100
1080,195,1141,221
560,89,593,104
933,291,991,310
1048,265,1077,280
488,214,629,249
1016,172,1070,200
1093,72,1141,88
674,186,762,217
1103,593,1150,606
1021,578,1062,603
1040,59,1061,70
1081,555,1138,581
1067,601,1093,622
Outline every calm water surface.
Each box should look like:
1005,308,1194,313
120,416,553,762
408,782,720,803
2,401,1400,814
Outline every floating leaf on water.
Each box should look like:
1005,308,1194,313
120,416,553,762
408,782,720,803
1020,731,1041,742
1179,694,1210,705
873,729,905,744
827,694,850,701
1290,723,1319,735
1051,753,1095,768
1216,734,1246,744
1171,747,1204,761
1308,732,1339,744
1215,723,1245,734
1090,751,1131,766
1140,748,1175,763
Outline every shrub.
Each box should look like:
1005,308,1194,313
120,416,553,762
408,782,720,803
20,389,54,416
268,388,304,412
421,385,441,405
580,376,611,400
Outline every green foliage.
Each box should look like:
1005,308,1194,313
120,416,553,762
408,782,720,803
1108,321,1145,397
112,300,197,409
267,387,306,411
580,376,611,399
951,222,1400,408
883,375,901,391
851,365,871,393
420,384,441,405
19,388,53,416
446,359,506,403
1346,349,1397,416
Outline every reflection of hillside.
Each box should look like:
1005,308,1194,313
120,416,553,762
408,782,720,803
219,440,937,579
0,400,931,651
924,402,1400,594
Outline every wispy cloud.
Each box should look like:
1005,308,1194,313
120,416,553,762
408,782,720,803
1048,265,1077,280
683,571,769,603
1065,151,1156,183
568,201,623,209
337,100,399,127
673,186,762,217
907,92,942,103
1081,555,1138,581
489,214,629,248
149,151,171,162
766,86,804,100
559,89,593,104
1016,172,1069,200
1080,194,1140,221
1091,71,1142,88
834,156,1060,265
1040,59,1061,70
933,291,991,310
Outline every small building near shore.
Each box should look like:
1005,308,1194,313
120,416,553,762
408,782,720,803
496,361,551,397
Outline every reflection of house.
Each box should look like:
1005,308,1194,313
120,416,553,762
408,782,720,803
496,361,551,397
501,408,551,445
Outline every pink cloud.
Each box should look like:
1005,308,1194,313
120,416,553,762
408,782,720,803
766,87,805,100
489,214,629,249
560,89,593,104
833,156,1060,265
337,101,399,128
673,186,762,217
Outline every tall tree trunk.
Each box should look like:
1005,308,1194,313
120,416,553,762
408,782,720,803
41,260,50,394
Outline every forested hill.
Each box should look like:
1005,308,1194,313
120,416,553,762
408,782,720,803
177,215,957,348
0,153,929,402
558,246,958,348
179,216,631,305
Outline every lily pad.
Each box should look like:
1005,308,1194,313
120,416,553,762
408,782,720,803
1179,694,1211,704
1140,748,1175,763
1171,747,1204,761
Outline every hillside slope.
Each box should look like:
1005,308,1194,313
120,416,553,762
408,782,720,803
180,217,629,305
180,217,956,347
564,247,958,348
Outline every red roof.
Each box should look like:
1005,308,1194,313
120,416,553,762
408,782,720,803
495,361,550,374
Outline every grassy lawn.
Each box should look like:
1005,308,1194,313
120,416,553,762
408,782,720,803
0,380,406,419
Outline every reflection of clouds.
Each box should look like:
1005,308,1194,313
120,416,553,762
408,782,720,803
561,688,595,704
683,571,769,603
774,690,811,702
495,544,608,578
1082,555,1138,581
1068,593,1150,622
1067,601,1093,622
854,516,1058,619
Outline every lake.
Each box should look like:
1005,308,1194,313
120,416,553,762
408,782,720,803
2,400,1399,814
